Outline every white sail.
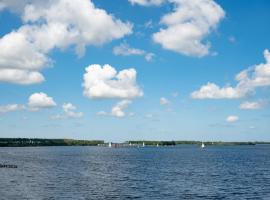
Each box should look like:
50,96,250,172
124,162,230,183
201,142,205,148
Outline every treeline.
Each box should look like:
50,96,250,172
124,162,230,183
0,138,269,147
0,138,104,147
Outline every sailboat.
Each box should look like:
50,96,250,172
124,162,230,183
142,142,145,147
201,142,205,148
108,142,112,148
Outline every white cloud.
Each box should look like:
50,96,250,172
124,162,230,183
192,50,270,99
113,43,145,56
0,104,25,114
0,30,51,70
226,115,239,123
22,1,132,50
128,0,165,6
52,103,83,119
153,0,225,57
83,64,143,99
160,97,170,105
191,83,244,99
0,0,132,84
0,69,44,85
97,100,132,118
113,43,155,61
28,92,56,110
239,101,264,110
0,0,47,13
0,92,56,114
96,111,108,116
62,103,83,118
111,100,132,118
145,53,155,61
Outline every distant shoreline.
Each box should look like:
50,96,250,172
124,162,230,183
0,138,104,147
0,138,270,147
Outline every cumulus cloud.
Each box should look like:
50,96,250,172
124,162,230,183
113,43,155,61
0,30,51,70
51,103,83,119
191,83,244,99
0,0,46,13
111,100,132,118
128,0,165,6
192,50,270,99
0,92,56,114
96,100,132,118
160,97,170,105
83,64,143,99
0,104,25,114
0,69,44,85
0,0,132,84
153,0,225,57
239,101,265,110
226,115,239,123
28,92,56,111
62,103,83,118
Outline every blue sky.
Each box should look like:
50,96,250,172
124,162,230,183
0,0,270,142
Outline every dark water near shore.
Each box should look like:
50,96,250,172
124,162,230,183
0,145,270,199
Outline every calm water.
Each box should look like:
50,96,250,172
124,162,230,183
0,145,270,199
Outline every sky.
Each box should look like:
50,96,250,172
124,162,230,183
0,0,270,142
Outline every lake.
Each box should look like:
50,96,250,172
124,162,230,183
0,145,270,199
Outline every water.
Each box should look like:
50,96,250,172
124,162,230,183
0,145,270,199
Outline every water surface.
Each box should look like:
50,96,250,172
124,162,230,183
0,145,270,199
